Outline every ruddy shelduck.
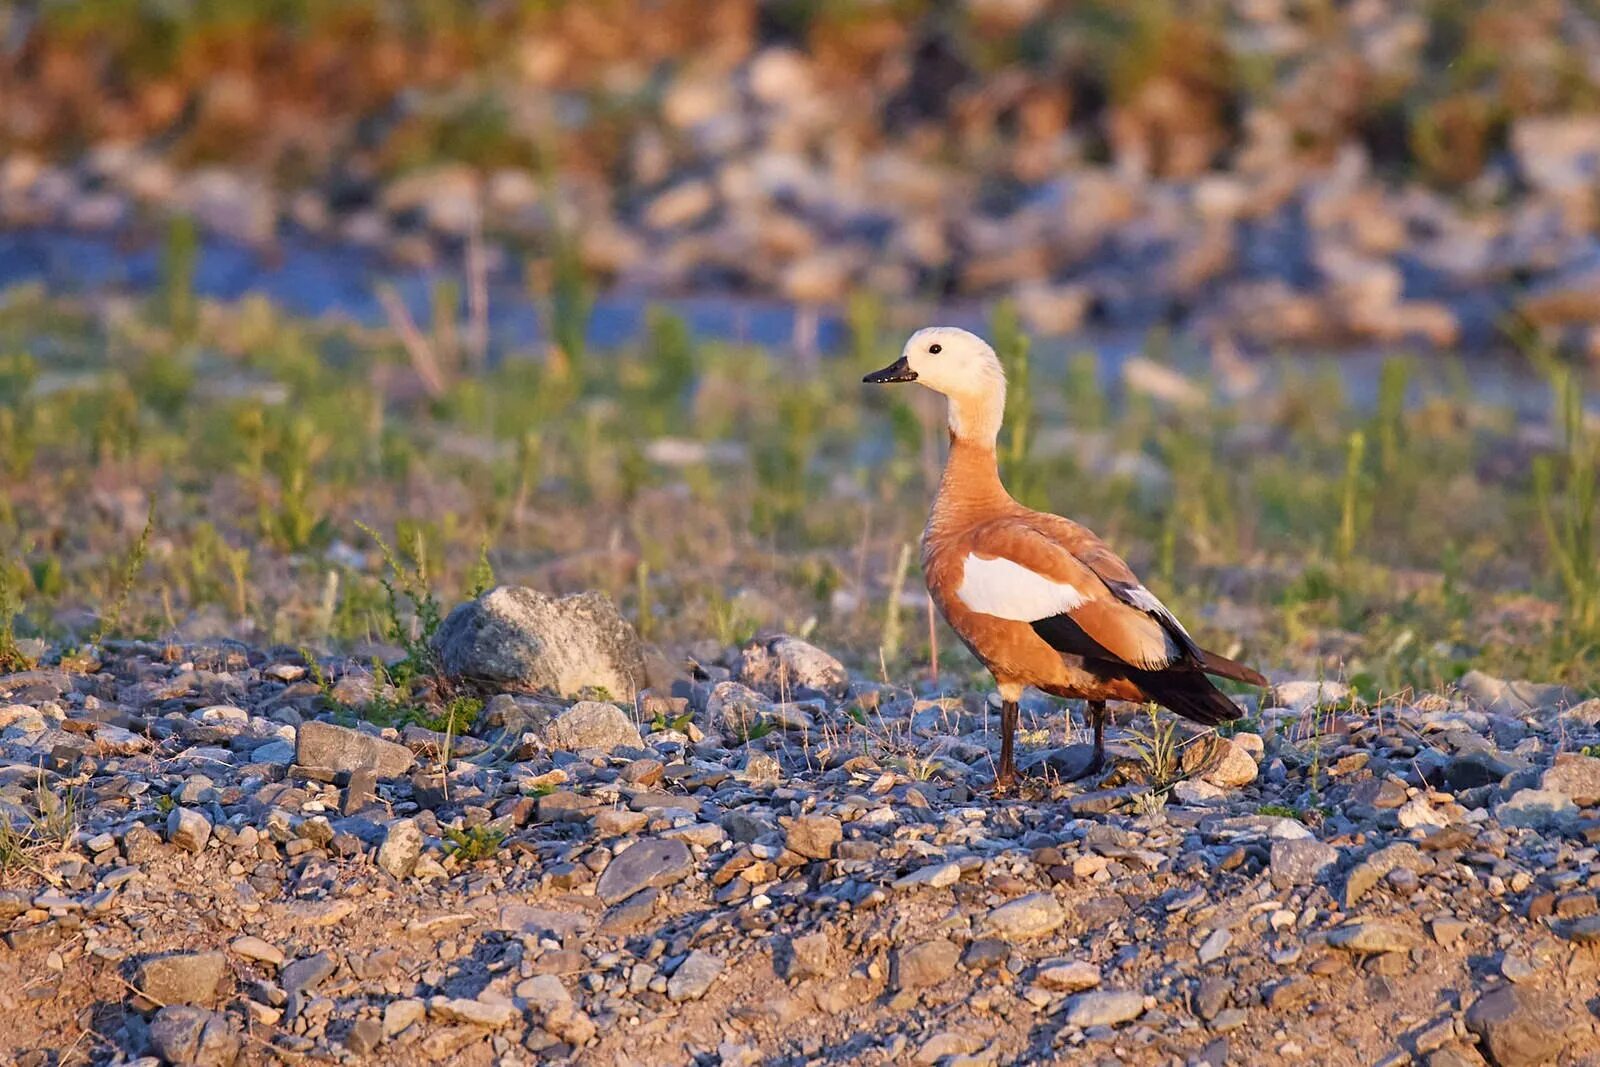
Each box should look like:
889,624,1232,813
865,326,1266,789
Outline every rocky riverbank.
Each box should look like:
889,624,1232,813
12,3,1600,353
1,590,1599,1065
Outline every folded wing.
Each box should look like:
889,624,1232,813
954,519,1245,725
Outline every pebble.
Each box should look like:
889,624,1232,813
1328,921,1423,954
296,720,415,778
147,1006,240,1066
667,950,724,1002
978,894,1066,941
229,936,284,967
895,939,960,990
595,838,694,903
166,807,212,853
1464,985,1572,1067
1064,990,1145,1028
135,951,229,1006
429,995,521,1028
784,814,842,860
377,818,424,879
1035,960,1100,992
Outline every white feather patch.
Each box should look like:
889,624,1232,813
957,553,1087,621
1120,584,1193,640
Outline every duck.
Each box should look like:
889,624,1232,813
864,326,1266,789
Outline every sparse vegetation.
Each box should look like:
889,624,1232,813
0,283,1591,695
1126,704,1182,791
443,823,506,863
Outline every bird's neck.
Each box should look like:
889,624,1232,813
930,426,1014,530
946,389,1004,446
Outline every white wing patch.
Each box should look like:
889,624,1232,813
957,553,1087,622
1119,584,1194,641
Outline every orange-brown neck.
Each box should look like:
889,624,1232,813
928,432,1015,538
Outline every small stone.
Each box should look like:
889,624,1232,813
894,939,959,990
544,1004,598,1046
1195,977,1232,1021
893,861,961,890
1464,984,1572,1067
1558,915,1600,944
1272,680,1351,714
166,808,212,853
1397,796,1451,829
667,950,723,1002
1036,960,1100,992
978,893,1066,941
515,974,571,1012
737,634,849,697
541,701,644,753
1495,789,1578,829
595,839,694,904
345,1017,383,1055
784,815,842,861
1540,753,1600,807
383,998,426,1038
1328,921,1422,954
377,818,423,879
1064,990,1145,1028
1270,839,1339,889
296,720,414,778
1345,843,1427,908
148,1006,240,1067
281,952,336,995
136,951,229,1007
1197,928,1232,964
1429,917,1469,947
342,769,379,815
1199,737,1258,788
779,933,831,981
915,1031,983,1066
228,936,283,968
429,996,521,1028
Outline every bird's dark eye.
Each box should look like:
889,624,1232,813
928,343,942,354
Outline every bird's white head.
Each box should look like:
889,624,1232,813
863,326,1007,445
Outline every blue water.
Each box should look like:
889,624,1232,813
0,224,1579,421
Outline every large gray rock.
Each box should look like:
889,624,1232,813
432,587,645,700
148,1005,241,1066
296,721,414,778
893,939,959,990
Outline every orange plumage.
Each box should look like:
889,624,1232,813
865,327,1266,787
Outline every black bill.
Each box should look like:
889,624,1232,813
862,356,916,384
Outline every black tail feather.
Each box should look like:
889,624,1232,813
1126,667,1240,727
1198,647,1268,687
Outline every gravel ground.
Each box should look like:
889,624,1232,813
2,627,1600,1066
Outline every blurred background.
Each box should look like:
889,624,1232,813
7,0,1600,354
0,1,1596,696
